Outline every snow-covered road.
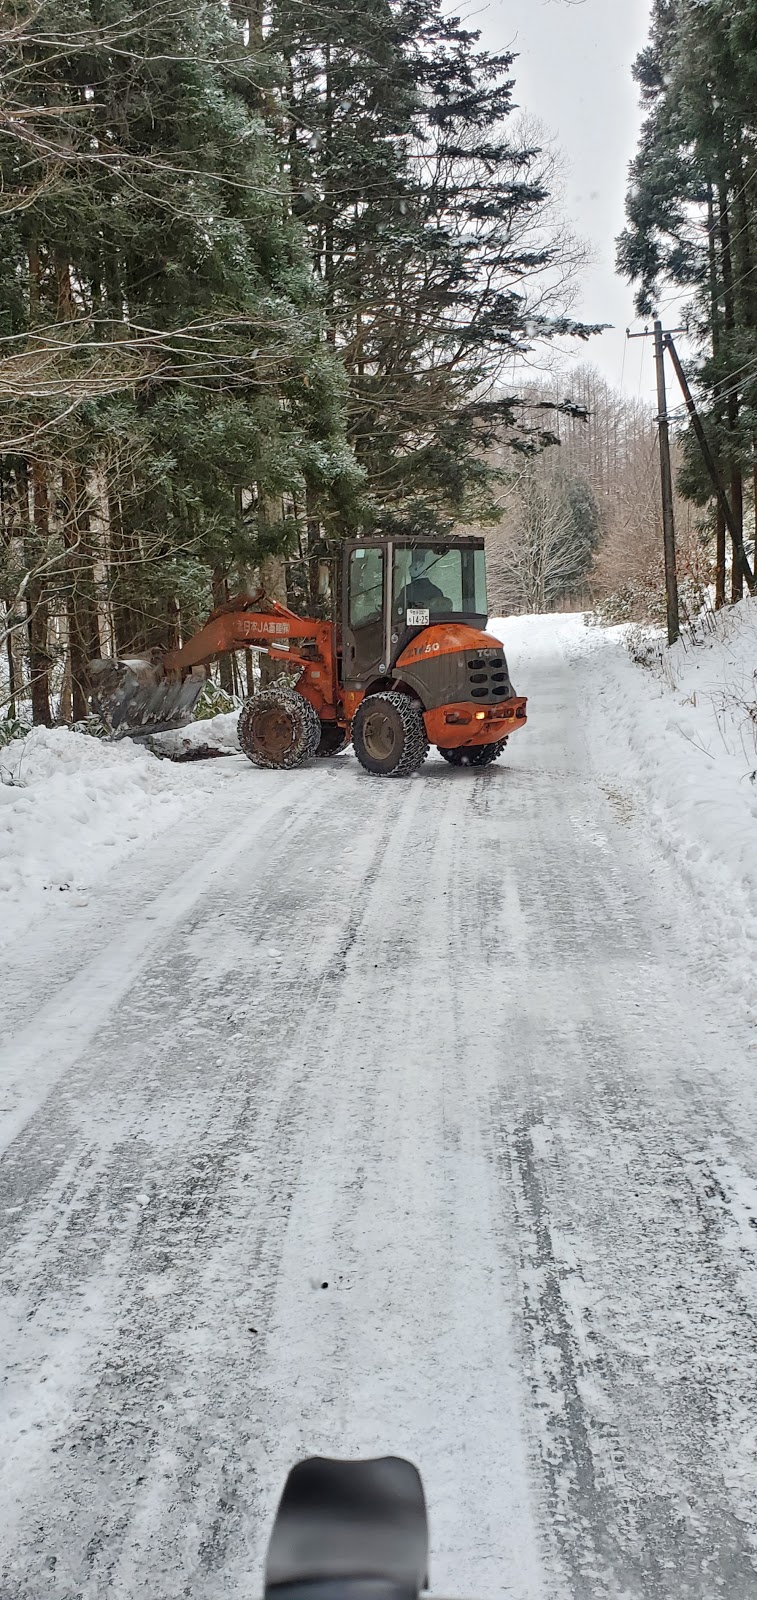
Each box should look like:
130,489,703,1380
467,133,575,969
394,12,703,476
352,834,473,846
2,620,757,1600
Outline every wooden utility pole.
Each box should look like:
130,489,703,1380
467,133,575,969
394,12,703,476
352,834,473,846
627,323,682,645
654,320,681,645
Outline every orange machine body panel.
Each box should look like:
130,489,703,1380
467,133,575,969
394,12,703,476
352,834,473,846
423,698,528,748
164,594,340,720
395,622,498,666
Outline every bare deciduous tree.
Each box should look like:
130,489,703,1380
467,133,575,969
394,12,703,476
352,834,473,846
488,471,594,613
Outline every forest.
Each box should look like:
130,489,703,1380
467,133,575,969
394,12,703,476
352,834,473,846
2,0,756,727
0,0,598,725
618,0,757,613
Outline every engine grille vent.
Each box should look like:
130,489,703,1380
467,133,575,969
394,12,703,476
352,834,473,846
465,653,512,702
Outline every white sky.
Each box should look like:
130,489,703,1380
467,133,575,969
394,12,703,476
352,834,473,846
470,0,659,403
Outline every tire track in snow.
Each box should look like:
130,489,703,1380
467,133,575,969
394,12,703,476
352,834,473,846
487,637,757,1598
4,629,757,1599
0,775,329,1155
216,768,549,1600
0,774,416,1598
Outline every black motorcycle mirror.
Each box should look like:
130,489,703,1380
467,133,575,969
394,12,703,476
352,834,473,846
264,1457,429,1600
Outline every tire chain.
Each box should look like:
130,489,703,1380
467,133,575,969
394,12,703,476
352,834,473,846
438,738,508,769
238,687,321,769
352,691,429,778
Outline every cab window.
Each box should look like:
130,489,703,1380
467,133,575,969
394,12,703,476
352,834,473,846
349,547,384,628
392,546,487,618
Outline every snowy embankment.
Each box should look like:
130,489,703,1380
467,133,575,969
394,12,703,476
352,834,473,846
497,602,757,1017
588,602,757,917
0,713,241,952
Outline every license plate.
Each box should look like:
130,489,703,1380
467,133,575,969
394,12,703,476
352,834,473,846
406,608,430,627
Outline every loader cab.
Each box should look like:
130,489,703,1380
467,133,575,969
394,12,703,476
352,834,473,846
341,537,488,690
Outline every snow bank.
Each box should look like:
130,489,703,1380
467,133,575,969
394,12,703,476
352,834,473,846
0,722,241,952
495,604,757,1017
583,604,756,912
151,709,241,757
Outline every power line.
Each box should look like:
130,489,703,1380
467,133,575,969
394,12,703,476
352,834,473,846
666,355,757,422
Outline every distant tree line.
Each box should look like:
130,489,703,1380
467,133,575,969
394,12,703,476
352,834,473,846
0,0,594,725
479,366,705,621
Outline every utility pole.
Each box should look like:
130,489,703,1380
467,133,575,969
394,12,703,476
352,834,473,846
627,322,682,645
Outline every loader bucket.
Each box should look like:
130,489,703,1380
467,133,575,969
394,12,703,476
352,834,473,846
90,657,207,739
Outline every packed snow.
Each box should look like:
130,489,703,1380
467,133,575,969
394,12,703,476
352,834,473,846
2,610,757,1600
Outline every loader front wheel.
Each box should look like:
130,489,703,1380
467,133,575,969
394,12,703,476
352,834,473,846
352,692,429,778
438,738,508,769
238,688,320,770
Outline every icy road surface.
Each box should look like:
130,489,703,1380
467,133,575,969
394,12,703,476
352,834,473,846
2,618,757,1600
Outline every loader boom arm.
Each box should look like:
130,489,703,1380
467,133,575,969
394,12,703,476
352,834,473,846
164,593,330,671
163,593,339,721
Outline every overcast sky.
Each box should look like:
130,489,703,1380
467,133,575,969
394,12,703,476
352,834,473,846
470,0,658,402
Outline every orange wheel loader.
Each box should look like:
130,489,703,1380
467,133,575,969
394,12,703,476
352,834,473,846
90,537,527,777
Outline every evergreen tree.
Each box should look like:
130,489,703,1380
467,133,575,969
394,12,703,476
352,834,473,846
1,0,598,722
617,0,757,603
0,0,360,713
269,0,598,535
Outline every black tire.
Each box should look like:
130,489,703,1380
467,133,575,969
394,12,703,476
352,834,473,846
315,721,351,757
438,738,508,769
238,687,321,770
352,691,429,778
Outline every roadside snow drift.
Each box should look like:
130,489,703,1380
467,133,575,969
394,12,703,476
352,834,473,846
0,715,241,952
494,602,757,1019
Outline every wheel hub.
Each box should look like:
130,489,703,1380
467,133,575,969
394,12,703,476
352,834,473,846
362,711,398,761
252,707,295,760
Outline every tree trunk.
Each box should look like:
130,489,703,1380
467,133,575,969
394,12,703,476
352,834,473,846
59,651,73,723
257,487,288,686
23,250,53,722
708,182,728,599
323,42,336,344
4,606,17,716
259,551,289,686
730,467,744,602
715,503,726,609
305,480,330,617
61,465,98,720
109,492,145,656
27,462,53,725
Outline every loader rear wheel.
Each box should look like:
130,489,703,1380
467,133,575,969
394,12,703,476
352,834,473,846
352,692,429,778
316,721,351,757
238,688,320,770
438,739,508,768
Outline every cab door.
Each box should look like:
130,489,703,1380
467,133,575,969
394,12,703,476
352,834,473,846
342,543,389,688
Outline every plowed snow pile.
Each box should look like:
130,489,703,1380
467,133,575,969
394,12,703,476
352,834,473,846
0,714,241,951
589,602,756,906
495,601,757,1015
